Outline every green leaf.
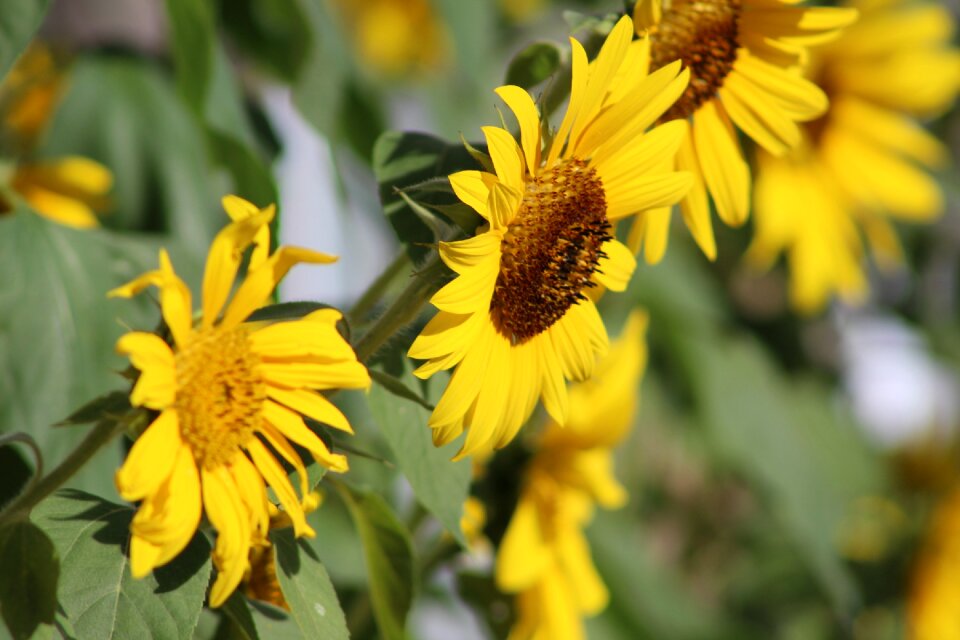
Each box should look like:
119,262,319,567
369,370,434,411
164,0,215,109
31,490,212,639
372,131,478,259
220,591,304,640
40,56,218,250
505,41,563,90
271,528,348,640
0,212,159,497
218,0,311,81
165,0,277,206
588,511,728,640
335,482,415,640
0,521,59,640
674,331,882,616
0,0,50,82
54,390,131,427
291,0,348,137
368,368,471,547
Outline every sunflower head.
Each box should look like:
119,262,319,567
110,196,369,606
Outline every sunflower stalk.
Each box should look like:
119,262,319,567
0,417,126,528
352,254,448,363
348,250,413,325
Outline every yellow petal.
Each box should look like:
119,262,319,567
262,400,349,473
260,357,371,390
693,101,750,226
633,0,662,32
267,387,354,434
220,246,338,331
409,309,485,362
16,184,100,229
202,465,253,607
495,494,550,592
249,315,358,362
676,134,717,260
201,208,275,329
115,410,181,501
158,250,194,348
448,170,499,221
593,240,636,292
495,85,541,172
116,332,176,409
246,438,314,538
482,126,524,193
605,172,693,220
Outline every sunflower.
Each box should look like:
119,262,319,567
0,43,113,228
110,196,370,606
908,486,960,640
748,0,960,313
630,0,857,263
331,0,449,76
408,16,689,459
495,311,647,640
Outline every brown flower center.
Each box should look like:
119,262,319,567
649,0,742,120
490,159,610,344
175,326,266,469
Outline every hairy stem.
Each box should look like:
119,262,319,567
353,254,447,364
348,251,413,326
0,418,126,526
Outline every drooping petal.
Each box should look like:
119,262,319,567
116,410,181,501
693,100,750,226
202,465,253,607
267,387,354,433
246,437,313,538
262,400,349,472
448,170,499,221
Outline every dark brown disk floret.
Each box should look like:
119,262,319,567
650,0,742,120
490,159,610,344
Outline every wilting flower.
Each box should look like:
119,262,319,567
409,16,689,459
243,491,323,610
0,43,113,228
748,0,960,312
110,196,369,606
331,0,450,76
908,486,960,640
631,0,857,262
495,311,648,640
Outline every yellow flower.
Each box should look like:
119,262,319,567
632,0,857,263
0,44,63,150
748,0,960,313
409,17,689,459
908,486,960,640
0,43,113,229
332,0,450,76
109,196,370,607
495,311,648,640
8,157,113,229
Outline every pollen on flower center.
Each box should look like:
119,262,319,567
649,0,742,120
175,326,266,469
490,159,610,344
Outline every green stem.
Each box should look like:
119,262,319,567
352,254,447,364
348,251,412,325
0,418,125,527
